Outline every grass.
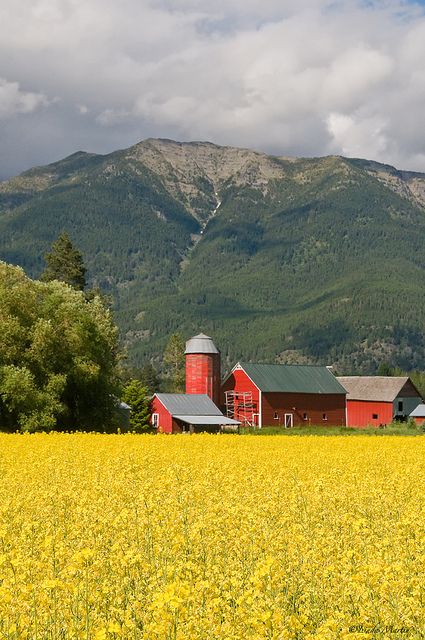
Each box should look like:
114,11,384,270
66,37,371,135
241,421,425,436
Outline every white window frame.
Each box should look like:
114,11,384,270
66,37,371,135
284,413,293,428
152,413,159,428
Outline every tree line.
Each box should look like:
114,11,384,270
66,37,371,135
4,232,423,434
0,233,186,433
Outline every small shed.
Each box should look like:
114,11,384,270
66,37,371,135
337,376,422,428
222,363,347,428
151,393,240,434
113,400,132,431
409,403,425,426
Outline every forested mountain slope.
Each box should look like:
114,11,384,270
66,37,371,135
1,138,425,373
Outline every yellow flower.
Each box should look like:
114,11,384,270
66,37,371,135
0,433,424,639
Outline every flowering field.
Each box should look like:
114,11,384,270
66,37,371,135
1,434,424,639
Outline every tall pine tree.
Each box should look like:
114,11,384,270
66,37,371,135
163,333,185,393
41,232,87,291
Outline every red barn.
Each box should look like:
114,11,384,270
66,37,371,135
151,393,240,434
337,376,422,428
410,403,425,426
222,362,346,428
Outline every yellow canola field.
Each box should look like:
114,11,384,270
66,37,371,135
0,434,424,640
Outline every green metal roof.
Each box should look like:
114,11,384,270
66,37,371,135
238,363,347,394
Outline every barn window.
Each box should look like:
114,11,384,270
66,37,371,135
303,413,308,421
152,413,159,428
398,401,403,412
372,413,378,419
322,413,328,421
274,412,279,420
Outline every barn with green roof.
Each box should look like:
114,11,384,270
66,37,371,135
222,362,347,428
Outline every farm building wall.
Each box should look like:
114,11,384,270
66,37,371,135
151,396,182,434
393,396,421,419
346,400,393,428
222,369,346,427
412,416,425,426
393,380,422,419
262,392,346,427
221,369,261,425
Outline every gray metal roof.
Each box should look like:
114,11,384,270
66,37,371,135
155,393,222,416
185,333,219,354
238,363,346,394
410,403,425,417
337,376,412,402
174,415,240,425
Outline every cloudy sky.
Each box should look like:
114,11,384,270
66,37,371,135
1,0,425,178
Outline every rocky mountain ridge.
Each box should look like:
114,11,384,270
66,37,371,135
1,139,425,372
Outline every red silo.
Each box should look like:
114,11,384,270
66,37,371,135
185,333,221,405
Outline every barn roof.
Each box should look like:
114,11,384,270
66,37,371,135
155,393,222,416
237,363,346,394
337,376,419,402
410,403,425,417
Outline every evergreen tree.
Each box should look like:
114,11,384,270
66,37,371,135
139,363,160,393
377,362,394,376
121,380,152,432
41,232,87,291
163,333,185,393
118,362,160,393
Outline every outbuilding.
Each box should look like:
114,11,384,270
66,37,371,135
222,362,347,428
151,393,240,433
410,403,425,426
337,376,422,428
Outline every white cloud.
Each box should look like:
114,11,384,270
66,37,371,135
327,112,390,158
0,78,49,118
1,0,425,176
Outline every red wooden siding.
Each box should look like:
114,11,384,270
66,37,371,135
346,400,393,428
221,369,260,425
151,396,173,434
262,392,346,427
413,416,425,426
186,353,221,405
222,369,346,427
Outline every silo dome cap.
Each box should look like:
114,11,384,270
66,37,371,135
185,333,220,354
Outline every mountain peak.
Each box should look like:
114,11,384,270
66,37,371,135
2,138,425,372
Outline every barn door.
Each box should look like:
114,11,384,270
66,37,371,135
284,413,293,428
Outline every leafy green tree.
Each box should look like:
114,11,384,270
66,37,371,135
0,261,119,431
163,333,185,392
121,380,151,432
377,362,405,376
41,232,87,291
377,362,394,376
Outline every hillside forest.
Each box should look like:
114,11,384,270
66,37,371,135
1,139,425,377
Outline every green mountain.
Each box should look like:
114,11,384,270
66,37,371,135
1,138,425,373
